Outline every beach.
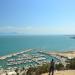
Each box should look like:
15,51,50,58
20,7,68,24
56,51,75,58
41,51,75,59
49,51,75,59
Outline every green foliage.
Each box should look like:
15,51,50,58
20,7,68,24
27,63,50,75
66,58,75,70
55,63,64,70
37,63,50,74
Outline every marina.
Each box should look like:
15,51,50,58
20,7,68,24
0,48,56,69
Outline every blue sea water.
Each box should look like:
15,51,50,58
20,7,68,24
0,35,75,56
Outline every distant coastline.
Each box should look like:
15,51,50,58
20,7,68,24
70,36,75,39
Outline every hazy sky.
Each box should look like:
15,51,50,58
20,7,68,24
0,0,75,35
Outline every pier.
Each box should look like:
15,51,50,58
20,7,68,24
0,49,33,60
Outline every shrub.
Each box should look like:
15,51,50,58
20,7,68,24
66,58,75,70
27,63,50,75
55,63,64,70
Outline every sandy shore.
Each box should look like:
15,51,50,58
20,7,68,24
57,51,75,58
47,51,75,59
42,70,75,75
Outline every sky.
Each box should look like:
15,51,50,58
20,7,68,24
0,0,75,35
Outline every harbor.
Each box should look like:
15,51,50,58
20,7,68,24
0,48,56,69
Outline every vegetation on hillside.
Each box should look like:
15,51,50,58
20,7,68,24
26,58,75,75
66,58,75,70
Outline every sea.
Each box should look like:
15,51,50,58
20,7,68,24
0,35,75,68
0,35,75,56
